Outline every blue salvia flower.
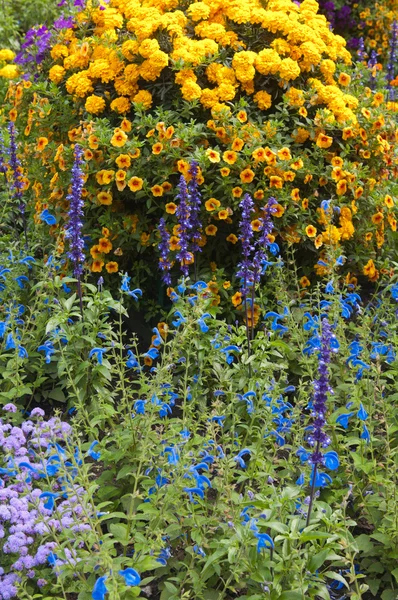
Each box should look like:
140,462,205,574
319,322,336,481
92,576,108,600
40,209,57,225
158,217,172,285
119,568,141,586
176,175,192,277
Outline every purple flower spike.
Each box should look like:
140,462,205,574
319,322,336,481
237,193,255,296
387,21,397,101
175,175,192,277
158,218,172,286
187,162,202,254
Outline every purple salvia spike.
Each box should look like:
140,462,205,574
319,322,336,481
386,21,397,101
236,193,255,297
175,175,192,278
158,218,172,286
187,162,202,254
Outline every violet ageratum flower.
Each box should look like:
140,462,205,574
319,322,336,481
64,145,85,278
158,217,172,285
175,175,192,277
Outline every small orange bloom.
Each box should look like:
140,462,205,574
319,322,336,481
206,149,220,163
111,129,128,147
220,167,230,177
151,185,164,197
232,291,243,306
37,137,49,151
205,198,221,211
273,204,285,217
305,225,317,238
152,143,163,155
336,179,347,195
226,234,238,244
237,110,247,123
205,225,218,236
218,210,229,220
120,118,132,132
128,177,144,192
240,168,255,183
97,191,113,205
371,212,384,225
115,154,131,168
105,261,118,273
162,181,172,192
251,219,262,231
232,187,243,198
269,176,283,189
166,202,177,214
277,147,292,161
385,195,394,208
91,260,104,272
98,238,112,253
299,276,311,288
338,73,351,86
231,138,244,151
223,150,237,164
316,133,333,149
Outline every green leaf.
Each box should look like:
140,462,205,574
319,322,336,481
324,571,349,589
110,523,129,545
391,568,398,583
355,534,374,553
48,388,66,402
278,592,304,600
381,590,397,600
367,579,381,596
308,549,330,573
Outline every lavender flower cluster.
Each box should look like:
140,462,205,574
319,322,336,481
0,406,95,599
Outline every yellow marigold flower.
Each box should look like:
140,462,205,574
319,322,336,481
0,48,15,61
151,185,164,197
279,58,300,81
128,176,144,192
316,133,333,149
132,89,152,109
106,261,118,273
0,65,19,79
84,95,106,114
305,225,317,237
253,90,272,110
205,224,218,236
91,260,104,273
97,191,113,205
223,150,237,164
226,234,238,244
240,168,255,183
111,129,128,147
299,276,311,288
231,138,244,151
49,65,66,84
110,97,131,114
165,202,177,214
181,80,202,101
206,149,220,163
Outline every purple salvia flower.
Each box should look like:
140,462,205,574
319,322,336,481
0,131,7,176
65,145,85,278
187,162,202,254
175,175,192,277
307,318,335,465
158,218,172,286
252,197,277,284
53,16,75,30
357,36,366,61
386,21,397,101
236,193,255,296
15,26,52,66
64,145,85,315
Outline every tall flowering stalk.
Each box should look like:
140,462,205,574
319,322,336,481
237,193,255,360
0,132,7,176
64,145,85,316
158,218,172,286
187,162,202,281
387,21,397,101
306,318,334,525
368,50,378,90
8,123,27,243
175,175,192,278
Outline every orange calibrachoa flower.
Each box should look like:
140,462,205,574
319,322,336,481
270,176,283,189
273,204,285,217
206,149,220,163
251,219,262,231
91,260,104,272
231,138,244,151
232,291,243,306
232,187,243,198
36,137,49,151
98,238,112,254
128,177,144,192
205,225,218,236
166,202,177,214
111,129,128,147
220,167,230,177
336,179,348,195
97,191,113,205
385,195,394,208
223,151,238,164
151,185,164,196
305,225,317,237
299,276,311,287
240,168,255,183
205,198,221,211
105,261,119,273
226,234,238,244
372,212,384,225
277,147,292,161
218,210,229,220
338,73,351,86
152,143,163,155
316,134,333,149
115,154,131,168
90,245,102,259
363,259,379,281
